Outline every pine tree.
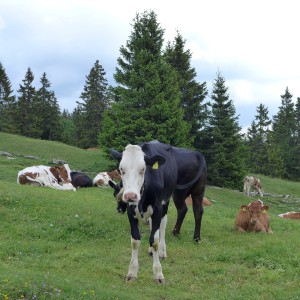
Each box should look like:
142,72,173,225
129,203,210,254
272,87,298,179
61,109,76,146
202,71,246,189
99,10,190,152
74,60,109,148
246,103,271,173
164,32,208,146
35,72,62,140
0,62,16,133
15,68,38,137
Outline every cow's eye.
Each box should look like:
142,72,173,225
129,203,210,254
120,168,125,175
139,168,145,175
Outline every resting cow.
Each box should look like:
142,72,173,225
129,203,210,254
111,142,178,283
93,169,121,187
278,212,300,219
17,164,76,191
235,200,272,233
71,171,92,188
243,176,263,197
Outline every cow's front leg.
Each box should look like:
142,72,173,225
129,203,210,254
150,208,165,284
126,206,140,282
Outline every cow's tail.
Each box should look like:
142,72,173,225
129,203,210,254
175,153,206,191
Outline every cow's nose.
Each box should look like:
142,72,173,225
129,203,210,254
124,192,138,202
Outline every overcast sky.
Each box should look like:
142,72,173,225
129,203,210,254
1,0,299,131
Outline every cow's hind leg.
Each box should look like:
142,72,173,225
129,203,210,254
191,194,204,242
172,193,188,237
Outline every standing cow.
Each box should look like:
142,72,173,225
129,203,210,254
111,142,178,283
110,141,207,242
243,176,264,197
235,200,272,233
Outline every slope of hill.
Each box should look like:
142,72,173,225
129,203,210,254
0,133,299,299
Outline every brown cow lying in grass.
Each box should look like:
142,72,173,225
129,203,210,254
235,200,273,233
185,195,212,206
278,212,300,219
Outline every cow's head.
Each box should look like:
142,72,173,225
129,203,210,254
111,144,165,203
51,163,72,184
240,200,269,225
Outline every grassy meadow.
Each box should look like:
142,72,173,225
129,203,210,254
0,132,299,300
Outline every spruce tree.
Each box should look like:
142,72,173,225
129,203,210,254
0,62,16,133
203,71,246,189
246,103,271,173
75,60,109,148
272,87,297,179
164,32,208,146
35,72,62,140
99,10,189,152
15,68,38,137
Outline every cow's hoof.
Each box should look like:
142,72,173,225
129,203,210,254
125,275,137,282
172,229,180,236
154,278,165,284
194,237,200,243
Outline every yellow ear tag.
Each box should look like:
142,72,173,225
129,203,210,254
262,210,267,214
242,207,248,212
152,161,159,170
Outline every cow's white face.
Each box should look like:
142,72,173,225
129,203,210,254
119,145,146,203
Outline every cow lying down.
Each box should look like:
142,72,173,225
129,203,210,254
17,164,76,191
93,169,121,187
278,212,300,219
235,200,273,233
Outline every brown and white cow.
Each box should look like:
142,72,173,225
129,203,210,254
235,200,272,233
17,164,76,191
93,169,121,187
185,195,211,206
278,212,300,219
243,176,264,197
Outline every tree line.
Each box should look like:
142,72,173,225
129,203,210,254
0,10,299,186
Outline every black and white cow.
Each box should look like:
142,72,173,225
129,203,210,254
110,141,207,242
111,142,178,283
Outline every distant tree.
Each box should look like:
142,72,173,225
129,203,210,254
264,132,286,178
272,87,298,179
35,72,63,140
15,68,39,137
99,10,190,152
246,103,271,173
74,60,109,148
61,109,76,145
0,62,16,133
202,71,246,189
164,31,208,147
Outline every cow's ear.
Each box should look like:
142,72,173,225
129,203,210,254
145,155,166,169
262,205,269,213
240,205,248,212
111,149,122,162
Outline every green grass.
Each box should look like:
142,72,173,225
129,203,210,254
0,132,299,299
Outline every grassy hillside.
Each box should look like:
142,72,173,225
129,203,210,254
0,133,299,299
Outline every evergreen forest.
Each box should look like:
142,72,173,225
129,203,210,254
1,11,299,185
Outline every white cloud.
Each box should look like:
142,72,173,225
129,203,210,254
1,0,300,128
